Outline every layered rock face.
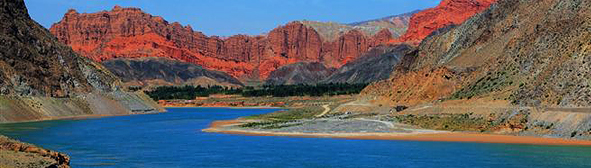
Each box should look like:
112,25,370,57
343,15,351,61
50,7,397,80
364,0,591,108
396,0,497,43
50,7,257,78
265,62,335,85
0,0,162,123
103,58,243,88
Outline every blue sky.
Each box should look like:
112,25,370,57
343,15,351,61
25,0,440,36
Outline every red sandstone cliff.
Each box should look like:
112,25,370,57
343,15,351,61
50,6,393,80
395,0,496,44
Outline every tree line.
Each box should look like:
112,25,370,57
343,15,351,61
241,83,368,97
143,83,368,100
144,85,242,100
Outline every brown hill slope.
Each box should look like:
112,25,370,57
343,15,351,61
360,0,591,139
0,0,162,123
366,0,591,107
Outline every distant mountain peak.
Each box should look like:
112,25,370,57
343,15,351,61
395,0,497,44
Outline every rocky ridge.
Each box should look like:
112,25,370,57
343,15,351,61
50,7,399,80
302,11,416,41
48,0,501,84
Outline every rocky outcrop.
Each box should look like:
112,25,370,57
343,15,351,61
49,7,257,79
395,0,496,44
0,135,70,168
103,58,243,88
322,44,413,84
0,0,162,123
265,62,335,85
50,7,398,80
321,29,394,67
0,0,118,97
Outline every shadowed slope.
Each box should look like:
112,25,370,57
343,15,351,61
103,58,243,88
0,0,162,123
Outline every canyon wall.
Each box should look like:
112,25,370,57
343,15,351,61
50,7,395,80
49,0,499,85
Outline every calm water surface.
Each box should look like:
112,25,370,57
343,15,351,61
1,107,591,168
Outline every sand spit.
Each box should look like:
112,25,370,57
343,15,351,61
204,119,591,146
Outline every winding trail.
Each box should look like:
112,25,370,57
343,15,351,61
315,105,331,117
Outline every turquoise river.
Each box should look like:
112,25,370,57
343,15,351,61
1,107,591,167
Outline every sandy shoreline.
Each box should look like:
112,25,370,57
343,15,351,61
203,120,591,146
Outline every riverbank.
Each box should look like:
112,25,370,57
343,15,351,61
193,96,591,146
204,119,591,146
0,92,164,167
8,107,591,167
0,92,164,124
0,110,167,125
0,111,162,168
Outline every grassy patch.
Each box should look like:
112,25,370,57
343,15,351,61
239,119,304,129
394,111,530,133
240,106,324,129
450,69,515,100
394,113,490,132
